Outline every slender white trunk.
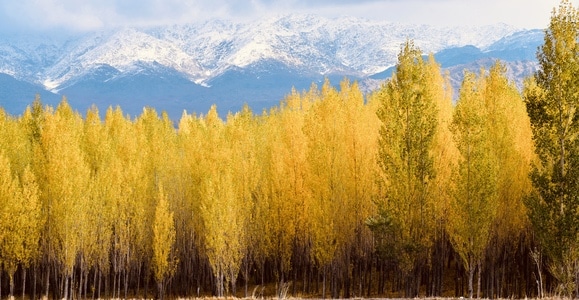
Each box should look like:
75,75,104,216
468,262,475,299
97,269,102,300
9,272,15,300
63,274,69,300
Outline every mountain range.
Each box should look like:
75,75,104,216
0,14,544,119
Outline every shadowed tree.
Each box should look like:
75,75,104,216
524,0,579,295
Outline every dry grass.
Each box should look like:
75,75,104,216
166,294,579,300
60,295,577,300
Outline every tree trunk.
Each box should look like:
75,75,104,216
22,267,27,300
322,266,327,299
366,254,372,297
44,263,49,300
79,260,84,300
97,269,102,300
144,265,150,299
124,269,129,300
136,262,142,298
112,270,117,299
117,269,121,299
477,260,482,298
531,249,543,298
231,270,237,296
303,263,307,295
356,258,362,297
57,266,63,299
9,272,15,300
33,265,37,300
63,274,69,300
344,251,351,298
92,268,97,300
103,269,108,300
468,263,475,299
158,281,164,300
84,267,89,299
244,258,249,297
215,269,224,297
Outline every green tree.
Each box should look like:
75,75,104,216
370,41,438,297
448,71,498,299
424,55,459,296
524,0,579,295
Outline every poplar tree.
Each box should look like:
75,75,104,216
152,185,176,300
260,93,310,293
82,107,116,299
524,0,579,295
448,71,498,299
370,41,438,297
0,157,42,300
334,79,379,298
199,105,247,297
305,80,347,298
0,153,19,299
227,105,261,296
41,99,91,300
484,62,533,298
104,106,139,299
176,110,208,296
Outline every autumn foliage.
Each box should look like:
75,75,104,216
0,72,533,299
2,1,579,299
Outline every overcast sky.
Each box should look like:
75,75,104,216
0,0,563,33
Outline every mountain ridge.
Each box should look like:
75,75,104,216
0,14,542,118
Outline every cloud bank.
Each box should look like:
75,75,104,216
0,0,561,33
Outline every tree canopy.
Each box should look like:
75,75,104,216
1,2,579,298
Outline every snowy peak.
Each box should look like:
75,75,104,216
43,28,204,90
0,14,521,91
0,13,538,119
146,14,519,78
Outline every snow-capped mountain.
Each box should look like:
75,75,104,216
146,15,518,78
43,28,204,91
0,14,542,119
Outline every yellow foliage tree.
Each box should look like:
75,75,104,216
0,157,42,299
40,99,91,300
199,105,248,297
152,185,177,300
448,71,498,299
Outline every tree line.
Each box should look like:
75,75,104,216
1,1,579,299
